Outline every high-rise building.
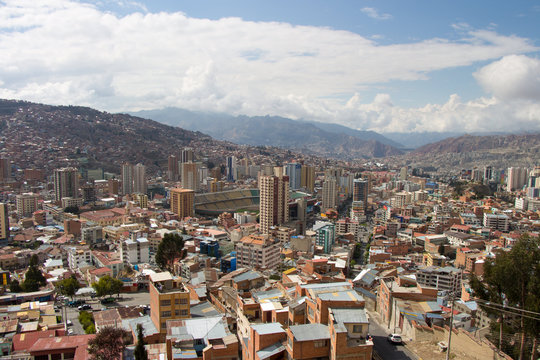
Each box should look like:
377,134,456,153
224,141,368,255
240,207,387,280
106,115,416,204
226,156,236,182
235,234,281,270
399,166,408,181
181,162,199,191
54,167,79,202
0,158,10,181
353,178,368,208
133,163,147,194
300,165,315,192
285,163,302,190
181,147,194,163
16,193,39,218
322,177,338,211
0,203,9,244
483,166,493,183
507,167,528,192
121,163,134,195
167,155,179,181
108,179,120,195
259,173,289,234
170,188,194,219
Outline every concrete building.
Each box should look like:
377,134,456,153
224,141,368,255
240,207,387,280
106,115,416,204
149,271,190,335
121,237,150,265
16,193,39,218
285,163,302,190
54,167,79,202
301,165,315,192
483,213,509,232
133,163,147,194
259,173,289,235
416,266,462,294
81,225,103,245
235,234,281,270
507,167,528,191
0,203,9,244
170,188,194,219
167,154,179,181
322,177,338,211
313,221,335,254
226,156,236,182
0,158,10,181
121,163,134,195
181,147,194,163
181,162,199,191
67,246,92,270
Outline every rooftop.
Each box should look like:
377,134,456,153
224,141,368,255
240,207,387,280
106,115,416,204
289,323,330,341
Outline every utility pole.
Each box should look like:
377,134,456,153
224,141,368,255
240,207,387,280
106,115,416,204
446,293,455,360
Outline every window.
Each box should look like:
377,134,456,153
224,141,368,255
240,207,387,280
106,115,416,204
179,298,188,304
175,299,180,304
353,325,362,333
180,309,188,316
160,300,171,306
288,336,293,349
314,340,326,348
161,311,171,317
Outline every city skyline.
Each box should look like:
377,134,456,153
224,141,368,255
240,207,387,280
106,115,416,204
0,0,539,134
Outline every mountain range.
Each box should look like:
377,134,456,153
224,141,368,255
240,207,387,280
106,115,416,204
131,108,403,159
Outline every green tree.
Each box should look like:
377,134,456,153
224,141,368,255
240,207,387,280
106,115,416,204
64,205,80,215
155,233,185,271
21,254,47,292
9,279,22,293
88,327,130,360
471,235,540,360
56,276,81,299
134,324,148,360
92,275,124,298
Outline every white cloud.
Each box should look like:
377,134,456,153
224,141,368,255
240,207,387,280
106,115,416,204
474,55,540,100
0,0,538,133
361,7,393,20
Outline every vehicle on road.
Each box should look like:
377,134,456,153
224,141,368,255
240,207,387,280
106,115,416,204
67,300,85,307
387,334,403,344
100,297,115,305
66,320,73,326
78,304,92,311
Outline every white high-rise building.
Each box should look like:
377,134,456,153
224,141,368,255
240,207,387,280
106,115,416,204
181,162,199,191
507,167,528,192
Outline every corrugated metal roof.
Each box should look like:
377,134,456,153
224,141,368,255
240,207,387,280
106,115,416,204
251,323,285,335
289,324,330,341
330,308,368,324
256,342,286,360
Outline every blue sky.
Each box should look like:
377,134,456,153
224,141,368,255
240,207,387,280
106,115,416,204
0,0,539,133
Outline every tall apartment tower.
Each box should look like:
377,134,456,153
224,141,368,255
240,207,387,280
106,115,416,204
133,163,147,194
353,178,368,209
259,174,289,234
285,163,302,190
16,193,39,218
181,148,194,164
121,163,134,195
301,165,315,193
0,203,9,243
322,177,338,211
167,155,179,181
54,167,79,202
0,158,10,181
226,156,237,182
170,188,194,219
181,162,199,191
507,167,528,192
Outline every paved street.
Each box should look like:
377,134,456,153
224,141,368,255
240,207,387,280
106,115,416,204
59,291,151,335
368,311,418,360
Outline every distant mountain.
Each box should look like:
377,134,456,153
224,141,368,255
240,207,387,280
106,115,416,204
382,131,513,149
132,108,403,159
399,133,540,172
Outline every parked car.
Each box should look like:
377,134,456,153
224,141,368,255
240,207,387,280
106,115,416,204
78,304,92,311
387,334,403,344
67,300,85,307
100,297,115,305
66,320,73,326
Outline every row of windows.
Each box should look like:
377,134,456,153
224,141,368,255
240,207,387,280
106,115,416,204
161,309,188,317
160,298,188,306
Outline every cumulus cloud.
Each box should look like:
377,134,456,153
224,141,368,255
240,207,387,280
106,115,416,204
361,7,393,20
0,0,538,133
474,55,540,100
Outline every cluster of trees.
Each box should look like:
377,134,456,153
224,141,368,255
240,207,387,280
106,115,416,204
78,311,96,334
470,235,540,360
10,255,47,292
55,276,81,298
92,275,124,298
